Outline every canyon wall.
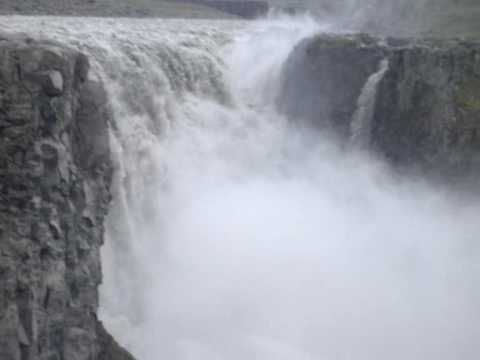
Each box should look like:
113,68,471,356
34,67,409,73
279,34,480,180
373,39,480,177
0,34,133,360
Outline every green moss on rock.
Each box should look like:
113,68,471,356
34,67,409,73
455,78,480,112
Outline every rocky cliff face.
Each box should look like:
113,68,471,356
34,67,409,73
373,39,480,178
0,34,133,360
279,34,386,137
279,34,480,180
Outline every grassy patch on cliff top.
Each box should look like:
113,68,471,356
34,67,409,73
456,78,480,113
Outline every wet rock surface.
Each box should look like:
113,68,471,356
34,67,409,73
279,33,386,136
0,35,132,360
373,39,480,179
280,34,480,179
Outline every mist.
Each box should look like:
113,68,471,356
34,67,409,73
295,0,461,36
87,15,480,360
104,127,480,360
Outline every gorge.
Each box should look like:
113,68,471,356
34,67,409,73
1,9,480,360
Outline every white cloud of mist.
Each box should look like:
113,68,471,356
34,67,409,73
99,15,480,360
106,126,480,359
288,0,448,35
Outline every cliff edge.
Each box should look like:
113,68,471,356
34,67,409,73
0,34,133,360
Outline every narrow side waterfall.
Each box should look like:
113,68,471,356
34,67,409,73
350,58,389,147
2,15,480,360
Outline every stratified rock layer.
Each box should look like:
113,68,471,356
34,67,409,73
0,35,132,360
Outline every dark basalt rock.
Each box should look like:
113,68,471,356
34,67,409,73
278,33,386,137
372,39,480,178
0,36,133,360
280,34,480,180
96,322,135,360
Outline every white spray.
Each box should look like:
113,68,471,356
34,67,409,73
350,58,389,147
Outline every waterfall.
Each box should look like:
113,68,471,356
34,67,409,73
350,58,389,148
2,15,480,360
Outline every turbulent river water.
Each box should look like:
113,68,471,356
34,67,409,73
2,14,480,360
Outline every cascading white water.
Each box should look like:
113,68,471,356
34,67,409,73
350,58,389,147
2,14,480,360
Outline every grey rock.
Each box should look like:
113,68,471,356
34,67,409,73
23,69,64,97
278,33,386,136
0,36,133,360
96,322,136,360
372,39,480,179
74,80,112,172
74,54,90,87
42,71,64,97
280,34,480,180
